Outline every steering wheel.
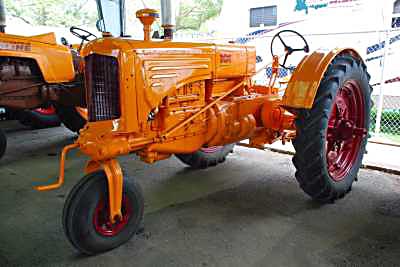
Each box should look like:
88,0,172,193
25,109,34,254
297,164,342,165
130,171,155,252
70,26,97,50
270,30,309,69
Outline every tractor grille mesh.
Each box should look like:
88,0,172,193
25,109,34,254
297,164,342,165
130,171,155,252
85,54,120,122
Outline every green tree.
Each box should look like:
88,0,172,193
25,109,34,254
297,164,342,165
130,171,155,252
175,0,223,31
4,0,97,27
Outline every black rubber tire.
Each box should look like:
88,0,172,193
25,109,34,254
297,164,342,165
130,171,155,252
292,54,372,203
56,105,86,133
0,128,6,159
18,109,61,129
62,170,144,255
175,144,235,169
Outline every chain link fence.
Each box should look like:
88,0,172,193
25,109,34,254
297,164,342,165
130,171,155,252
371,90,400,144
368,28,400,145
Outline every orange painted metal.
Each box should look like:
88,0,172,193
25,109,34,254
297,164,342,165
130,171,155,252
102,159,123,223
0,32,76,82
75,107,88,121
162,79,247,140
282,48,362,109
75,35,286,220
35,143,79,191
136,9,159,41
261,99,295,131
85,160,102,174
268,55,280,89
41,13,367,222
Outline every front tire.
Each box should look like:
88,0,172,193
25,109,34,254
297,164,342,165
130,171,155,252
0,128,6,159
62,171,144,255
175,144,234,169
292,54,371,203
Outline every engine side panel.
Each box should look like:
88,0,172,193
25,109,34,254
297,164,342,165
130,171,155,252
215,45,256,78
135,49,214,126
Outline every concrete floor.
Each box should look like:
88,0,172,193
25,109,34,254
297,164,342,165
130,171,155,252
1,121,400,267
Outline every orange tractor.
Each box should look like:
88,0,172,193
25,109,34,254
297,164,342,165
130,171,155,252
0,0,120,159
0,27,96,159
37,6,372,255
0,0,129,160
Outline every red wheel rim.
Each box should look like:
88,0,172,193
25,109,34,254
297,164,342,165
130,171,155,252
34,106,56,116
93,196,133,237
200,146,222,153
326,80,367,182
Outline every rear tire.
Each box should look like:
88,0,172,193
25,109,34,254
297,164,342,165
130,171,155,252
175,144,234,169
56,105,86,133
62,170,144,255
0,128,6,159
18,107,61,129
292,54,371,203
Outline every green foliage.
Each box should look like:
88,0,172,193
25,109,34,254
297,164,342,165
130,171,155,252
175,0,223,31
5,0,222,31
370,108,400,135
4,0,97,27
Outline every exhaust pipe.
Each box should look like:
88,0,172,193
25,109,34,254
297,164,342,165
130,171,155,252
160,0,175,40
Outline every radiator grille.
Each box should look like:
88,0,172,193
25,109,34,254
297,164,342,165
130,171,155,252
85,54,121,122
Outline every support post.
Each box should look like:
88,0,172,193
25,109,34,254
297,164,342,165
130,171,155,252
375,2,393,135
375,29,389,134
0,0,6,33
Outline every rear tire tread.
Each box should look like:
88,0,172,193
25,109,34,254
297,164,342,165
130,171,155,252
175,144,235,169
292,54,371,203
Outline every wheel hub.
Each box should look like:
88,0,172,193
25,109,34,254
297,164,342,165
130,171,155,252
93,196,133,237
325,80,367,181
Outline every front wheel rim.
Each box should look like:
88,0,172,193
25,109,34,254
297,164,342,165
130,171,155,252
325,80,367,181
93,196,133,237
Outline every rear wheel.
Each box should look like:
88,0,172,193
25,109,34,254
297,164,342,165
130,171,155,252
56,105,86,133
175,144,234,169
292,54,371,203
62,171,144,255
0,128,6,159
18,106,61,129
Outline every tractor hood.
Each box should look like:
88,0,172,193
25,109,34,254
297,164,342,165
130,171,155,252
81,38,255,81
81,37,255,133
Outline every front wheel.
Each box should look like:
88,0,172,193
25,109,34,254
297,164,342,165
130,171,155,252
292,54,371,203
62,171,144,255
175,144,234,169
0,128,6,159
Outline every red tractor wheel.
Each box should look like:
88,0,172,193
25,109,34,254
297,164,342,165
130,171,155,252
62,171,144,255
175,144,234,169
18,106,61,129
0,128,6,159
292,54,371,203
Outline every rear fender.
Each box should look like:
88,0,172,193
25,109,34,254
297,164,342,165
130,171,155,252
282,48,363,109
